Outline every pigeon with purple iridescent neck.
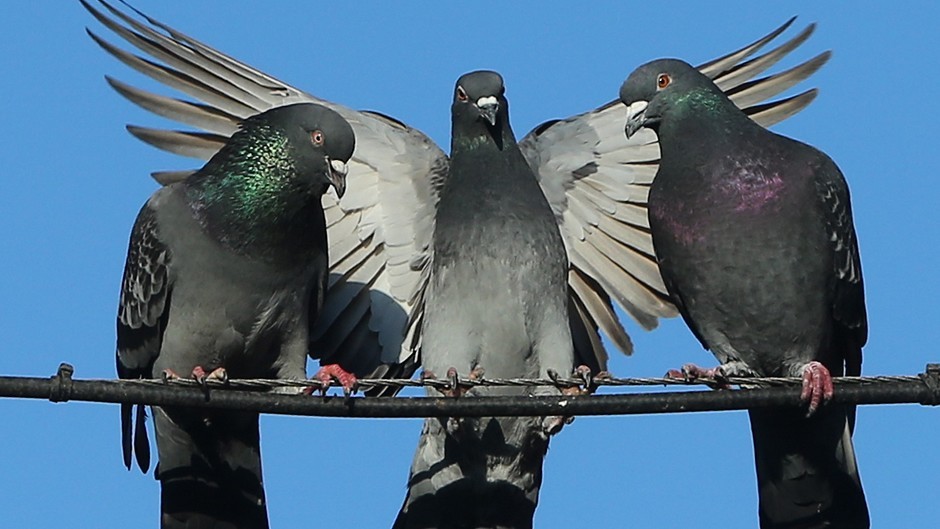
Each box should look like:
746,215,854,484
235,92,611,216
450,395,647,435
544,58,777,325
620,59,868,529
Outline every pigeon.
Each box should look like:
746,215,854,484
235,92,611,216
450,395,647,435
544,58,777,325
84,0,830,386
388,69,583,528
619,59,868,528
116,102,354,528
86,1,831,524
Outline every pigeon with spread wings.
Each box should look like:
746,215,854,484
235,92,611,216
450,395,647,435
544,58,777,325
85,1,830,391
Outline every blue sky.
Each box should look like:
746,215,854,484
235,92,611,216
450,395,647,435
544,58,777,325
2,2,938,527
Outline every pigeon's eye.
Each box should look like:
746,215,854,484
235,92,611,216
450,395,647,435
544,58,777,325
310,130,324,146
657,73,671,90
456,86,469,103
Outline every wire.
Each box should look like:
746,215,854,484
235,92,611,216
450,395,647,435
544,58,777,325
2,362,937,418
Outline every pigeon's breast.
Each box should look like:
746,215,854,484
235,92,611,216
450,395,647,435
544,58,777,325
156,197,321,378
160,251,316,378
649,159,833,373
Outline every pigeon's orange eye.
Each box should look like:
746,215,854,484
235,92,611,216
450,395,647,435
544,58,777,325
311,130,324,146
456,86,469,102
657,73,671,90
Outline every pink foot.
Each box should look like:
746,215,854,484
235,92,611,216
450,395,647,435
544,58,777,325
800,361,834,416
191,366,228,385
665,363,730,389
312,364,358,395
556,365,597,396
425,366,485,398
571,365,591,393
544,366,600,436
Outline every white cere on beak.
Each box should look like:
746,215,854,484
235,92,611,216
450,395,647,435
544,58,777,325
476,96,498,108
330,159,348,177
624,100,649,121
623,100,651,139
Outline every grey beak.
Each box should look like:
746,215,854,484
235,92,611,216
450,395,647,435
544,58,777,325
623,100,649,139
328,158,348,199
476,96,499,126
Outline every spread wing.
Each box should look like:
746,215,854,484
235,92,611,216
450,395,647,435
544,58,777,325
518,18,830,366
84,0,446,381
87,1,830,381
116,200,172,472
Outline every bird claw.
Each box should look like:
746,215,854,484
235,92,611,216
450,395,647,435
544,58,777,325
185,366,228,399
665,363,731,389
420,369,447,396
547,365,595,395
542,414,574,437
542,366,597,436
309,364,359,397
574,364,608,394
427,366,484,397
447,367,460,397
800,361,834,416
191,366,228,385
468,365,485,381
423,367,483,434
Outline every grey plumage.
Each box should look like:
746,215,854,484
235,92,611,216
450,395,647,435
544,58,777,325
620,59,867,528
116,102,354,528
393,71,575,528
85,1,829,381
85,2,833,525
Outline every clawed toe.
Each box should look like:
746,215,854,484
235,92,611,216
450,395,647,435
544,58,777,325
424,366,484,398
542,414,574,436
665,363,730,389
161,366,228,398
800,361,834,416
310,364,359,396
192,366,228,385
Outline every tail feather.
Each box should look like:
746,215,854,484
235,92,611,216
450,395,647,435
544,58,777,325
154,407,269,529
134,404,151,471
394,415,549,529
749,406,868,529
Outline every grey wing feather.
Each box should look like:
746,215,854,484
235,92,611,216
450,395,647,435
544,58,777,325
519,19,830,367
117,203,171,378
85,0,446,381
814,159,867,364
697,17,798,77
116,202,171,472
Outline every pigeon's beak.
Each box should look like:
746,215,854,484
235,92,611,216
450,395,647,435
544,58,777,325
327,158,348,199
623,100,649,139
476,96,499,126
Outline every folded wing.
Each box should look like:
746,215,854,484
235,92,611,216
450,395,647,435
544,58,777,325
87,1,829,379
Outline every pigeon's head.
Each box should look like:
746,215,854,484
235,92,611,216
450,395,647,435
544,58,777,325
619,59,720,139
452,70,508,135
246,103,355,198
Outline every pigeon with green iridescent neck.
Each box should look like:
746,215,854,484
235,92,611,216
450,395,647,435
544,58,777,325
85,0,832,392
620,59,868,529
116,102,354,529
87,3,834,524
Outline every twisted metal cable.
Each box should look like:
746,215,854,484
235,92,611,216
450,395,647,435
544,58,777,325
152,373,921,391
2,362,937,418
